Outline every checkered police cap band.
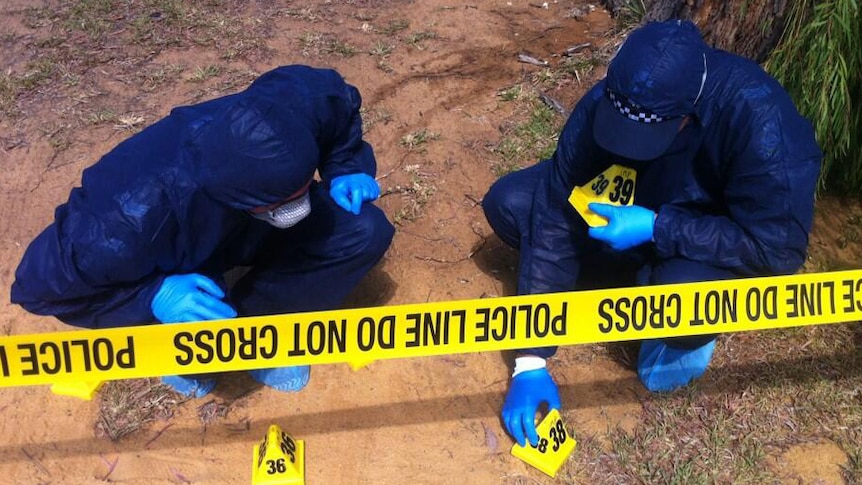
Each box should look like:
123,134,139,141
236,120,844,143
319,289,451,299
606,53,708,124
607,91,676,124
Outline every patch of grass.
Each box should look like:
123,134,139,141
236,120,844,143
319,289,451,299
325,38,357,57
565,323,862,484
0,73,18,115
300,32,356,57
837,213,862,248
285,7,320,22
530,67,564,89
64,0,115,40
360,106,393,134
45,126,72,154
376,62,395,74
369,40,395,72
21,6,53,29
14,0,274,121
19,57,59,90
844,447,862,484
188,64,221,83
94,378,179,441
5,0,276,125
353,12,376,22
197,399,230,424
561,50,605,84
41,0,271,60
369,40,395,58
378,18,409,36
393,164,436,224
34,36,66,49
615,0,647,31
187,10,270,60
300,31,324,54
492,91,561,176
405,30,437,48
210,68,260,95
60,70,80,87
567,391,780,484
135,63,185,92
497,85,524,102
399,129,440,151
128,0,188,46
85,108,117,125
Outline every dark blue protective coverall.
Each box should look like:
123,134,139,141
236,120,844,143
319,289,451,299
483,49,822,357
11,65,394,329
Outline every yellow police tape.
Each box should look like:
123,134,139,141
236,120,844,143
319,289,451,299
1,269,861,387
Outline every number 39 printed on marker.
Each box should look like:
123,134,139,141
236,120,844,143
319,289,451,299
591,171,635,205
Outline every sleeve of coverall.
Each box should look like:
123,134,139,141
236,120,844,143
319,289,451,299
516,83,606,359
11,184,169,329
317,82,377,181
652,90,821,276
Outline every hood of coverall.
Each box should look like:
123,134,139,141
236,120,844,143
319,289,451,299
195,96,318,211
594,19,709,161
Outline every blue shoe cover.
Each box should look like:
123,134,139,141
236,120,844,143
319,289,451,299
249,366,310,392
637,339,715,392
161,375,216,398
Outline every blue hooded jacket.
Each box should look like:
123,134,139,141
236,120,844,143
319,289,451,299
517,50,821,357
11,65,377,329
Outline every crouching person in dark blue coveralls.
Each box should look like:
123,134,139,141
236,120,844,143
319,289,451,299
482,20,821,446
10,65,395,398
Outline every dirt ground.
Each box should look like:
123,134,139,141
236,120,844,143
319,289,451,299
0,1,857,484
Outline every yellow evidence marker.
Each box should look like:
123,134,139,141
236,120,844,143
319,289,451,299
252,424,305,485
510,409,577,478
568,164,636,227
50,381,105,400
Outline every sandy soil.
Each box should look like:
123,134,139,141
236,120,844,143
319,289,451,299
0,1,853,484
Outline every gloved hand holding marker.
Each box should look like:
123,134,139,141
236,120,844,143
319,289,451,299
502,356,561,447
567,164,654,250
587,203,656,251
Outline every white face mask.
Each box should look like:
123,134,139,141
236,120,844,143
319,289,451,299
250,191,311,229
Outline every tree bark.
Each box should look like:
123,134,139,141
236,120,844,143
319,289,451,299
602,0,790,62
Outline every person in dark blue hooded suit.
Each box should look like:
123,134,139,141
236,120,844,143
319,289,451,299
482,20,822,446
11,65,395,397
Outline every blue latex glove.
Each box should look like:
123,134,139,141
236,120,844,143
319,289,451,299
329,173,380,215
152,274,235,398
638,339,716,392
249,366,311,392
502,368,561,447
151,273,237,323
587,203,656,251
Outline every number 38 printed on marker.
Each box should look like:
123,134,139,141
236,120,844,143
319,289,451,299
532,419,568,454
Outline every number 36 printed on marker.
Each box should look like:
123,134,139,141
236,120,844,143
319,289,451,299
264,431,298,475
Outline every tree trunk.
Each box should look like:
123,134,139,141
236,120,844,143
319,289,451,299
603,0,790,62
